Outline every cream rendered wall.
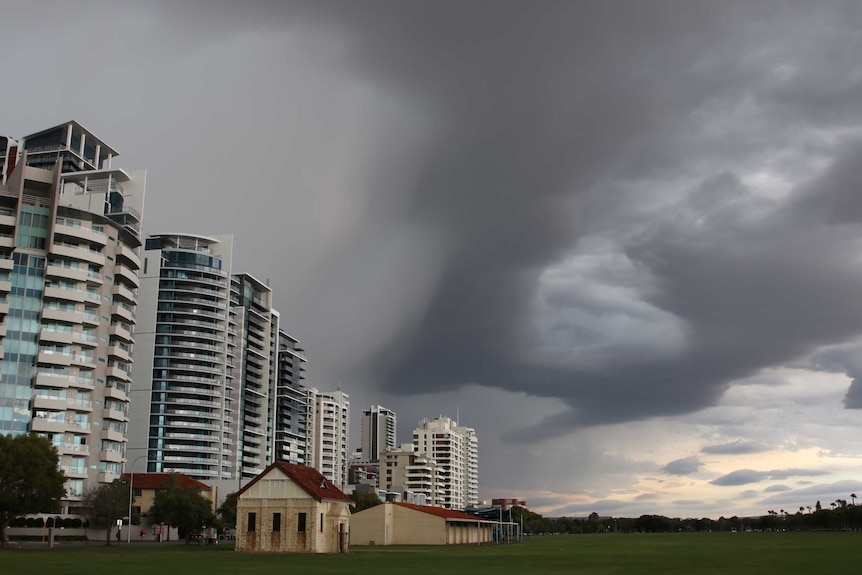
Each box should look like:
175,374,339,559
236,468,349,553
350,503,494,546
348,503,390,546
391,505,447,545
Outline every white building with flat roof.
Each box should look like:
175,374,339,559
412,416,478,509
308,388,349,488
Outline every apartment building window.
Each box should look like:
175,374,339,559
247,512,256,532
272,513,281,532
297,513,306,532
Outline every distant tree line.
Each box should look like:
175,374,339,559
510,496,862,534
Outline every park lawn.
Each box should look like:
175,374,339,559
0,532,859,575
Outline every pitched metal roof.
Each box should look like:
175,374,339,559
235,461,352,504
123,472,211,491
392,502,494,522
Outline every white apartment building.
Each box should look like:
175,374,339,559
383,442,443,507
361,404,397,462
128,233,235,480
129,235,291,483
0,121,145,514
412,416,478,509
308,388,349,488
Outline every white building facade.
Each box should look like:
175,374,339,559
308,388,349,488
383,442,443,507
0,121,145,514
412,416,478,509
128,233,235,480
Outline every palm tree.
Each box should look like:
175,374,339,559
851,493,857,506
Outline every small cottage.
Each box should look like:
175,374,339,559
350,502,495,545
124,472,214,542
235,462,351,553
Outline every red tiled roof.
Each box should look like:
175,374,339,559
392,502,492,522
236,462,352,504
123,473,211,491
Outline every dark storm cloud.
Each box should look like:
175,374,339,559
810,345,862,409
222,1,862,439
82,2,862,439
663,456,703,476
711,469,828,487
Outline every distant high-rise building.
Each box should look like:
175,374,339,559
309,388,349,488
412,416,478,509
361,404,397,462
230,273,279,479
0,121,145,514
273,329,309,465
130,235,293,482
382,443,442,507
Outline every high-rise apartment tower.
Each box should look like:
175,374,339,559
412,416,478,509
273,329,309,465
308,388,349,488
361,404,396,463
0,121,145,514
128,233,235,480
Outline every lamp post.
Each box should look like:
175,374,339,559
127,455,147,543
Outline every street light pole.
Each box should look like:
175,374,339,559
127,455,147,543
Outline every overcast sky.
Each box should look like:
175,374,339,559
4,0,862,518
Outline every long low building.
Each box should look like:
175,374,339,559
350,502,494,546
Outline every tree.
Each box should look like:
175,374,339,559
217,492,237,532
349,490,382,513
0,434,66,548
81,478,131,546
148,474,215,544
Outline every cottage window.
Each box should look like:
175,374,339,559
272,512,281,532
248,512,257,532
320,513,324,532
298,513,307,532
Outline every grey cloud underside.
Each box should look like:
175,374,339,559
154,2,862,436
663,456,703,476
810,345,862,409
701,441,772,455
759,479,862,510
711,468,830,487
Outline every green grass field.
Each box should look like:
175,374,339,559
1,532,859,575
